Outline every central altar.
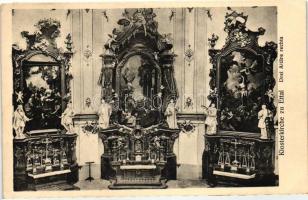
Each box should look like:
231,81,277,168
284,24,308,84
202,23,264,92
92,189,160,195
98,8,180,189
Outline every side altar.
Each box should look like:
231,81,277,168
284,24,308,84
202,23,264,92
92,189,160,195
12,19,78,191
202,9,278,187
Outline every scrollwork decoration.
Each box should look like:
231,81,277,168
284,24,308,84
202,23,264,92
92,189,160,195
82,121,99,134
178,120,195,133
184,97,194,109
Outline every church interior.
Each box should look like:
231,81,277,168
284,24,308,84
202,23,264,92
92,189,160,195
12,7,279,190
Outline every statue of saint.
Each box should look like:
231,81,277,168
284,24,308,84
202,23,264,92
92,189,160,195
258,104,269,139
61,102,75,134
98,98,112,129
164,99,178,129
204,103,218,135
13,105,31,139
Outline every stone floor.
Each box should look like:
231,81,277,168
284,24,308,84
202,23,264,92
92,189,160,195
74,179,211,190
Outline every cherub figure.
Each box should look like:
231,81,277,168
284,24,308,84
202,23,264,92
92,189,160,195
13,105,31,139
15,91,24,103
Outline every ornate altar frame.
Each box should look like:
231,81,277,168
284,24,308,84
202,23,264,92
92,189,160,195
13,20,73,111
208,11,277,126
99,8,178,109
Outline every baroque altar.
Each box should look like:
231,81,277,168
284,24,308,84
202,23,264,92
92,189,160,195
203,9,278,186
98,8,180,189
12,19,78,191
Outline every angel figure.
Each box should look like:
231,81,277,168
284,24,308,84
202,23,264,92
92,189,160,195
61,102,75,134
164,99,178,129
258,104,269,139
15,91,24,103
13,105,31,139
203,103,218,135
98,98,112,129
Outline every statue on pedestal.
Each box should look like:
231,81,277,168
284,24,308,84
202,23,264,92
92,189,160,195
258,104,269,139
164,99,178,129
61,101,75,134
204,103,218,135
13,105,31,139
98,98,112,129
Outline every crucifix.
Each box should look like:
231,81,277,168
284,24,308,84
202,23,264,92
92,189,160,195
230,139,241,171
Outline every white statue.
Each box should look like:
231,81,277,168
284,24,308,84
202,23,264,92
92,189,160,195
204,103,218,135
164,99,178,129
61,102,75,134
98,98,112,129
13,105,30,139
258,104,269,139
